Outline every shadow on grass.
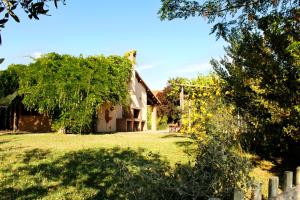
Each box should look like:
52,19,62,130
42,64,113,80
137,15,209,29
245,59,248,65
269,147,300,188
0,147,181,200
250,146,300,191
0,139,11,145
161,133,189,139
0,131,50,136
175,141,197,157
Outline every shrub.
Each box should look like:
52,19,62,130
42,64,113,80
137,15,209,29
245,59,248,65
168,131,253,200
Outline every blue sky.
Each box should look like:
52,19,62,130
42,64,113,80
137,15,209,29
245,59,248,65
0,0,227,90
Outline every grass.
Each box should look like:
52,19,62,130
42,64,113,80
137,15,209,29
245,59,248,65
0,132,194,165
0,132,196,200
0,132,279,199
248,155,276,198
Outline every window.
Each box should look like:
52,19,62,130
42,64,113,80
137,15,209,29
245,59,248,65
133,109,140,119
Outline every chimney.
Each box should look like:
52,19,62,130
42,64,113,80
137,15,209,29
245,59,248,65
125,50,137,91
126,50,137,65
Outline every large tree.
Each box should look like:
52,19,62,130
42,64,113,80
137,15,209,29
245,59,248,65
0,64,24,99
159,0,300,157
212,10,300,157
159,0,299,40
0,0,65,43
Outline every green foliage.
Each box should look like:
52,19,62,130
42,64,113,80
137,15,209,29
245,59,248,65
19,53,132,133
0,64,24,99
159,0,300,158
179,75,225,136
212,9,300,157
157,77,189,124
170,132,252,199
147,105,152,130
157,115,168,130
158,74,253,198
0,0,65,43
123,50,137,64
147,107,167,130
159,0,298,40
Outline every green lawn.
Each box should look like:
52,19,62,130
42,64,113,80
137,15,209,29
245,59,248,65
0,132,196,200
0,132,277,200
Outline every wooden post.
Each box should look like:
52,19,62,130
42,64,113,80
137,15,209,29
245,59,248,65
180,86,184,111
180,86,184,127
283,171,293,191
13,104,18,132
188,100,191,132
268,176,279,199
234,189,244,200
151,105,157,131
252,183,262,200
296,167,300,186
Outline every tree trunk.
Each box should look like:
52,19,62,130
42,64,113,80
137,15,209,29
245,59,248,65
13,104,18,132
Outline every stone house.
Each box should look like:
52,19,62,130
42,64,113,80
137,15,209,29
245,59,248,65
96,51,160,132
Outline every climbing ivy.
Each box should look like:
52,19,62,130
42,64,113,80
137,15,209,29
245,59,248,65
19,53,132,133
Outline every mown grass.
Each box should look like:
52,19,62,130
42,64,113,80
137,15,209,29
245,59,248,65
0,132,195,165
0,132,196,200
0,132,277,199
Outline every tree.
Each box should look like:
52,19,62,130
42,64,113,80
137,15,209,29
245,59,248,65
211,10,300,157
0,64,24,99
157,76,252,199
159,0,300,157
157,77,189,124
179,75,226,136
0,0,65,43
18,53,132,133
159,0,299,40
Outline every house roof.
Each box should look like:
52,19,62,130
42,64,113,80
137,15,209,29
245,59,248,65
135,71,161,105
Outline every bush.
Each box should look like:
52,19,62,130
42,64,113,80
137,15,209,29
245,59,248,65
157,116,168,130
165,130,253,200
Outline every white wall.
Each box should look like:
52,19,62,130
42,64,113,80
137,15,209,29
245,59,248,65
96,104,117,132
129,72,147,121
96,72,148,132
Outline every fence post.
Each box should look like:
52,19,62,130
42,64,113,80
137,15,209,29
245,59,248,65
234,189,244,200
283,171,293,191
268,176,279,199
252,183,262,200
296,166,300,186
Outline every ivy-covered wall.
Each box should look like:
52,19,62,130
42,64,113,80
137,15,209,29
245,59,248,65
18,53,133,133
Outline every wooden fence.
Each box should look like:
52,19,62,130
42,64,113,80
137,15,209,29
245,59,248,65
210,166,300,200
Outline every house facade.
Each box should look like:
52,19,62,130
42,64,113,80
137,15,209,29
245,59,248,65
96,51,160,132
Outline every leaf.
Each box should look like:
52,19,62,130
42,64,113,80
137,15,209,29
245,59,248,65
11,3,17,10
0,58,4,64
34,2,45,7
32,13,39,20
9,10,20,23
54,0,58,8
0,18,9,24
